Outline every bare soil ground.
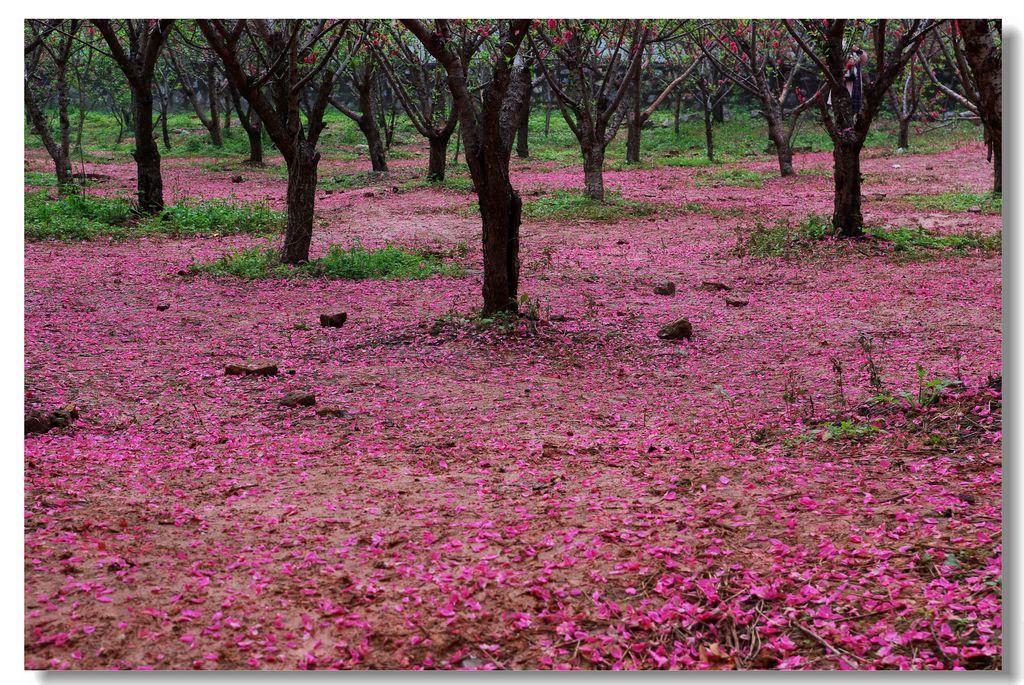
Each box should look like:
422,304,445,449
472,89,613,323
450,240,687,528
25,141,1001,669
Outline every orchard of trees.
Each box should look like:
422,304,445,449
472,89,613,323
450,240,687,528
23,18,1003,672
25,19,1001,313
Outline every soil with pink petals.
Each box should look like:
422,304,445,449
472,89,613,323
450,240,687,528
25,142,1001,670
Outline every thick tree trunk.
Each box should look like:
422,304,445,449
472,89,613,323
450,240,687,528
516,72,531,158
583,147,605,201
478,182,522,315
245,116,263,165
832,141,864,237
427,133,451,182
358,117,388,173
281,144,320,265
767,117,795,177
897,118,910,149
132,89,164,214
959,20,1001,195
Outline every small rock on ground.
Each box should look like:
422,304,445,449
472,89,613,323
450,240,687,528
657,317,693,340
225,360,279,376
281,391,316,407
25,406,79,435
315,405,348,417
320,313,347,328
698,281,731,292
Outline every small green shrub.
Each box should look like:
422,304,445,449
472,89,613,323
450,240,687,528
523,190,660,222
190,241,463,281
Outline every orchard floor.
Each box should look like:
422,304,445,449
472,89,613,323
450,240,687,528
24,142,1001,670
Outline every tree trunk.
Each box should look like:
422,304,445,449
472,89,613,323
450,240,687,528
132,88,164,214
959,20,1001,195
703,106,715,162
712,71,725,124
544,85,552,137
832,141,864,237
674,91,681,136
516,94,530,158
626,119,641,165
897,118,910,149
56,66,71,165
583,147,605,201
993,141,1001,194
245,115,263,165
223,89,232,133
767,117,795,177
358,117,388,173
625,76,641,164
478,182,522,315
228,83,263,165
24,85,73,189
207,63,222,147
281,144,320,265
427,132,450,182
160,107,172,150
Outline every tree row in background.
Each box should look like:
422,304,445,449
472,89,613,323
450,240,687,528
25,18,1002,313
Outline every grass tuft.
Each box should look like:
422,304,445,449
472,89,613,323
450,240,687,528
736,213,832,257
865,225,1001,261
189,241,463,281
694,167,772,188
522,190,661,222
25,191,284,242
904,191,1002,215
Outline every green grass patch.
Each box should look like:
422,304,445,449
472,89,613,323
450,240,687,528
25,191,284,242
28,104,983,169
423,175,475,192
320,170,391,191
736,213,832,257
522,190,660,222
24,171,60,187
811,419,881,442
904,191,1002,215
865,225,1001,261
694,167,772,188
189,241,463,281
736,211,1000,261
25,191,134,241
